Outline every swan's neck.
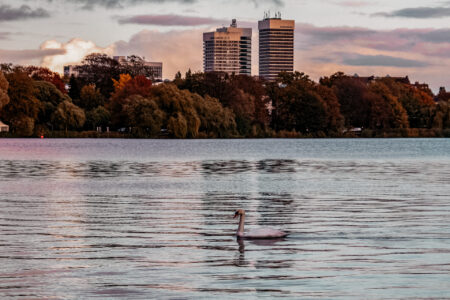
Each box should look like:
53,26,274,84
237,214,245,235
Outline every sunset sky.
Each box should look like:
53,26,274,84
2,0,450,91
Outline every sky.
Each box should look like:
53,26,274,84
1,0,450,91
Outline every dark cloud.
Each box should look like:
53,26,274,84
296,24,450,58
373,6,450,19
118,14,228,26
0,32,10,40
297,23,375,42
59,0,282,10
0,49,65,62
342,54,429,68
330,1,371,7
0,5,50,22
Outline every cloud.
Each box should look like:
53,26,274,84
0,5,50,22
297,23,375,43
0,49,65,63
114,28,204,79
62,0,196,10
118,14,228,26
40,39,115,73
341,54,429,68
373,6,450,19
296,24,450,57
0,38,114,71
54,0,283,10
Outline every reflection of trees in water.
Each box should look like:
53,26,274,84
200,159,301,176
201,160,253,175
256,193,296,228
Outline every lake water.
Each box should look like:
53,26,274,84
1,138,450,299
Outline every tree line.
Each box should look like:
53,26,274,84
1,53,450,138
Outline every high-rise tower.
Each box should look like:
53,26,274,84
258,13,295,81
203,19,252,75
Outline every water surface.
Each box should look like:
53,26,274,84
1,139,450,299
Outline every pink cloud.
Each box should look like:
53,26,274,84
118,14,228,26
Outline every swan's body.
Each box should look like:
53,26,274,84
234,209,287,239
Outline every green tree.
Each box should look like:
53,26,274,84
122,95,164,136
33,80,70,129
2,71,41,136
152,84,236,138
52,100,86,132
168,113,188,138
77,84,105,111
174,71,269,136
85,106,111,130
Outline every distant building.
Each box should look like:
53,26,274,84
63,65,79,78
258,13,295,81
113,56,163,82
355,75,410,85
203,19,252,76
0,120,9,132
63,56,163,82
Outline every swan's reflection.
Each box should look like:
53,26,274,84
234,238,286,267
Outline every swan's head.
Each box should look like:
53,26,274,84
233,209,245,219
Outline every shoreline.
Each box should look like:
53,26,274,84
1,128,450,139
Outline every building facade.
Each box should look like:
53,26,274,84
258,15,295,81
203,19,252,76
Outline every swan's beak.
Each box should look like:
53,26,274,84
233,212,238,219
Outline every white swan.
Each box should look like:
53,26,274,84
233,209,288,239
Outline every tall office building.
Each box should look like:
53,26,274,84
203,19,252,75
258,13,295,81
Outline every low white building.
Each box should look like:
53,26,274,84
0,120,9,132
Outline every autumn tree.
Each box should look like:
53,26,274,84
378,77,435,128
108,74,153,127
74,53,157,98
269,72,339,134
24,66,66,94
0,71,10,112
315,84,344,132
75,53,121,98
368,81,409,129
321,73,371,128
433,89,450,129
